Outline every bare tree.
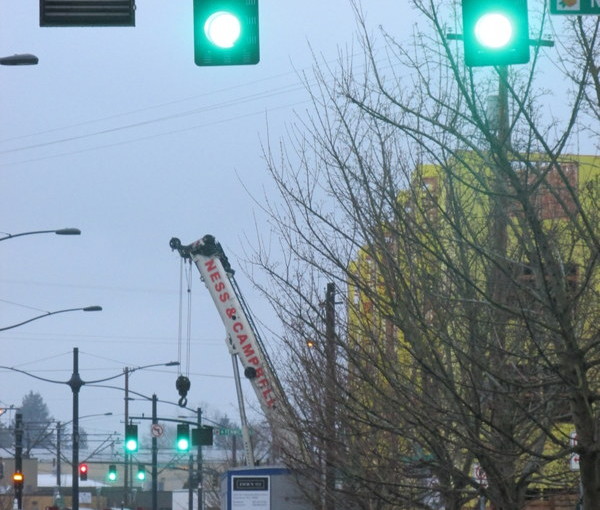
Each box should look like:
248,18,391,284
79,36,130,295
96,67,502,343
248,1,600,509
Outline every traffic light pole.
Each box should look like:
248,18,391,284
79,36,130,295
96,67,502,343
14,413,23,510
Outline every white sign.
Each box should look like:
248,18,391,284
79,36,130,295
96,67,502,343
570,431,580,471
151,423,164,438
231,476,270,510
472,463,488,487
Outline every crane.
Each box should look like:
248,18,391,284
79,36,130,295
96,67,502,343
170,235,297,466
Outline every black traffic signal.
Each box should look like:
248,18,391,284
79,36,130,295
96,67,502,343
137,464,146,481
193,0,259,66
108,464,117,482
176,423,190,451
79,463,88,481
192,426,214,446
462,0,529,67
125,424,138,452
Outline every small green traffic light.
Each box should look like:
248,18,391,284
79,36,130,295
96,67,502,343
461,0,529,67
193,0,259,66
108,464,117,482
125,424,138,452
176,423,190,452
137,464,146,481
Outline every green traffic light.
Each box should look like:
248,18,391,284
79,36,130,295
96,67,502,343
137,464,146,481
108,465,117,482
193,0,259,66
125,424,138,452
176,423,190,451
461,0,529,67
474,13,513,49
204,11,241,49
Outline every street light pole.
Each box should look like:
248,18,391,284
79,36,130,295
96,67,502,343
0,228,80,242
0,306,102,332
69,348,84,510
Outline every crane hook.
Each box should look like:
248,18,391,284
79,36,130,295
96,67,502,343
176,375,191,407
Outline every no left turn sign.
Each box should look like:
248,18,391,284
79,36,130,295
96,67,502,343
151,423,164,438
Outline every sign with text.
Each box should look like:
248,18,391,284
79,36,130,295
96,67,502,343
231,476,270,510
550,0,600,15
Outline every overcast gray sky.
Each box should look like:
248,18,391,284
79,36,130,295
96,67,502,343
0,0,416,440
0,0,585,447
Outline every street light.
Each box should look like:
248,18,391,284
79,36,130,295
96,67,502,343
0,54,38,66
0,306,102,332
0,228,80,242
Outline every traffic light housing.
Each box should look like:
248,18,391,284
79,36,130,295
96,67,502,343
176,423,190,451
193,0,259,66
192,426,214,446
461,0,529,67
125,424,138,452
79,463,88,481
137,464,146,481
108,464,117,482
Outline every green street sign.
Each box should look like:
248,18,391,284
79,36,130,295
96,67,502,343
550,0,600,15
215,427,243,436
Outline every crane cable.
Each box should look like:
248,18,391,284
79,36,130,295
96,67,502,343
176,258,193,407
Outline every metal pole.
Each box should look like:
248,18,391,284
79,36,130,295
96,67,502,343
197,408,203,510
188,455,194,510
69,348,84,510
324,283,336,510
124,368,130,507
152,394,158,510
56,422,61,487
15,412,23,510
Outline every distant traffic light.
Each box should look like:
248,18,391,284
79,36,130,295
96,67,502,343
461,0,530,67
125,424,138,452
79,463,88,481
193,0,259,66
137,464,146,481
176,423,190,451
108,464,117,482
12,471,24,489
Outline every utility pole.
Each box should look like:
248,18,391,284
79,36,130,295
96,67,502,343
324,283,337,510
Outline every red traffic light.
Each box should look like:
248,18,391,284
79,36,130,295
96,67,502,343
79,463,88,480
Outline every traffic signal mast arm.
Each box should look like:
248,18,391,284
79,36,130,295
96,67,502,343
170,235,299,464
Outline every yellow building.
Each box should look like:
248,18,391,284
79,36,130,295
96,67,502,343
346,153,600,506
